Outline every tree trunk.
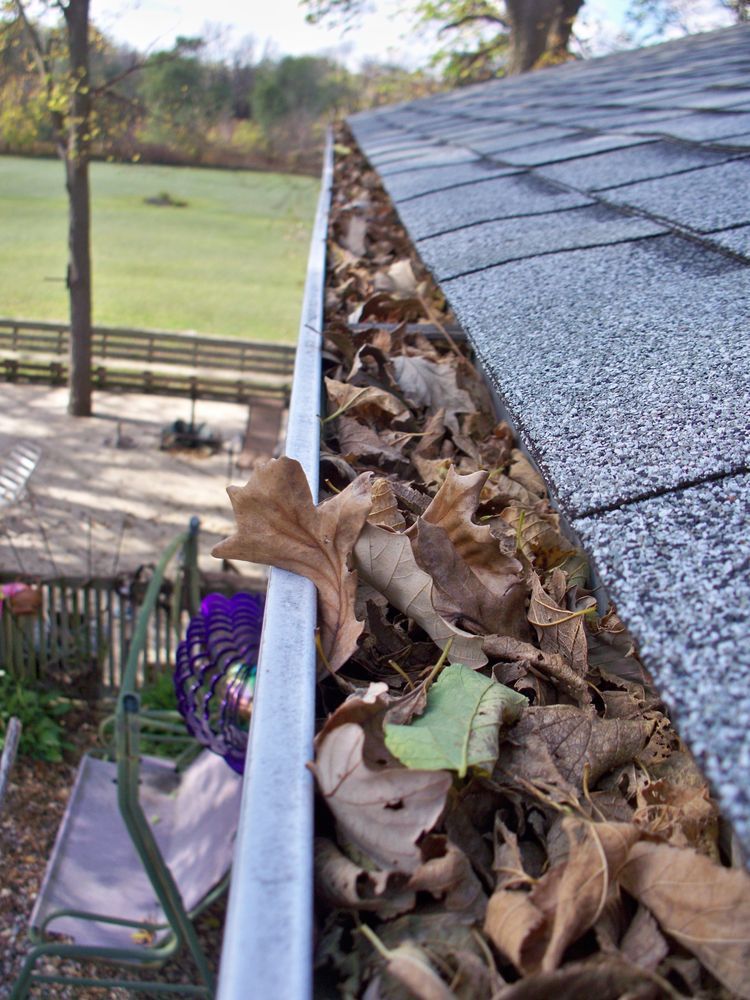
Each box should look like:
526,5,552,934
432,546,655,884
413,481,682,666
505,0,584,74
63,0,93,417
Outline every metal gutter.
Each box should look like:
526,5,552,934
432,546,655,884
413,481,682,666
217,132,333,1000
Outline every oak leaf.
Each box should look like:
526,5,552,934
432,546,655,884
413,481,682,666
353,523,488,669
211,457,372,673
618,840,750,998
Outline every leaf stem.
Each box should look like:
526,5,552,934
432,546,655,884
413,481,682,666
423,637,453,692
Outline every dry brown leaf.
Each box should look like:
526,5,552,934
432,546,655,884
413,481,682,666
384,942,457,1000
413,519,527,639
369,478,407,530
419,467,526,599
353,522,488,669
392,355,474,433
408,835,487,917
339,214,368,256
314,837,414,916
211,457,372,673
533,818,642,971
311,721,452,873
528,571,594,675
507,448,547,497
325,376,410,427
633,751,720,858
484,889,548,973
619,840,750,997
413,455,453,488
337,416,410,470
487,819,640,975
493,956,659,999
483,634,591,705
501,505,574,568
619,904,669,972
412,407,449,459
499,705,653,791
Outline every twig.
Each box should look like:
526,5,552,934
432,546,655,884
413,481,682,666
0,717,22,815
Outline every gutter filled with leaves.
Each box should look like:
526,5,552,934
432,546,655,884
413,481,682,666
217,129,750,999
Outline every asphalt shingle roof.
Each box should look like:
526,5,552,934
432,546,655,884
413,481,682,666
350,24,750,852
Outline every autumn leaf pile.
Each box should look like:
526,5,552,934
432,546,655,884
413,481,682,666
214,131,750,999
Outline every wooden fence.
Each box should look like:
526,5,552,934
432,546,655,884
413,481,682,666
0,319,296,406
0,570,255,693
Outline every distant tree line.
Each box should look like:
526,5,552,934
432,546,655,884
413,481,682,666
0,19,438,174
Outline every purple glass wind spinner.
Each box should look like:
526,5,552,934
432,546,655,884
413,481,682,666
174,592,265,774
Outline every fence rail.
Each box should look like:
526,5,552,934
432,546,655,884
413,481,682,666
0,567,255,693
0,320,296,405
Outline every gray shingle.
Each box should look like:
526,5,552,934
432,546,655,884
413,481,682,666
375,146,478,176
383,159,520,200
538,140,741,191
494,132,660,167
602,158,750,232
625,110,750,141
573,474,750,850
395,172,594,240
442,235,750,514
707,223,750,258
416,203,665,279
463,124,580,155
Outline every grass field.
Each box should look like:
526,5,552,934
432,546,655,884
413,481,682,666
0,156,319,342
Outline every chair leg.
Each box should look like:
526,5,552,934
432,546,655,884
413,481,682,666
9,944,43,1000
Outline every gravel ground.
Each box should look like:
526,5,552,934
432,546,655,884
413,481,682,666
0,706,227,998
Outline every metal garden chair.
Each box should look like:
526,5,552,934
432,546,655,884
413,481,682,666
10,520,243,998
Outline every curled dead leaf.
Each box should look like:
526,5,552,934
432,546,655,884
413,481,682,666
369,477,406,530
314,837,414,916
311,721,452,873
528,571,595,675
353,522,488,669
211,457,372,673
618,840,750,998
499,705,654,792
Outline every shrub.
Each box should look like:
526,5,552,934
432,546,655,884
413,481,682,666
0,670,73,763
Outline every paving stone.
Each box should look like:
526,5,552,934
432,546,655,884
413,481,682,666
441,235,750,515
384,160,523,202
395,172,594,240
602,158,750,232
573,474,750,851
416,203,666,279
538,140,740,191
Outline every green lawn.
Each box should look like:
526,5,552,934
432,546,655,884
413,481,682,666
0,156,319,342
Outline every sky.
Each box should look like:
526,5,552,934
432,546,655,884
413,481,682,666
93,0,437,68
92,0,735,69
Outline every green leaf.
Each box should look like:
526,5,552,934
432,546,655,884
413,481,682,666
384,664,527,778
